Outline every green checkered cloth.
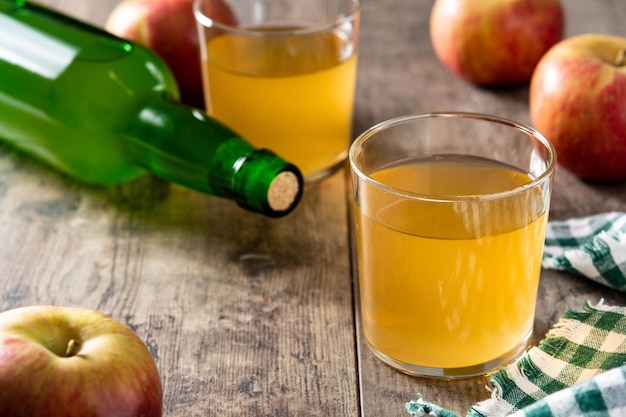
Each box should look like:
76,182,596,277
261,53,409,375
406,212,626,417
543,212,626,292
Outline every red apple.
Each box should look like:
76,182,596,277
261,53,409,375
0,305,162,417
430,0,564,85
530,34,626,182
105,0,236,109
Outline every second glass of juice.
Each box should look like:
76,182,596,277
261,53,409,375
194,0,360,183
349,112,556,379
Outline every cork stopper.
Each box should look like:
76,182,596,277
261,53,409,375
267,171,301,212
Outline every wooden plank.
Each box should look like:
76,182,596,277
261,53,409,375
0,1,358,416
32,0,118,25
2,0,626,416
0,164,358,417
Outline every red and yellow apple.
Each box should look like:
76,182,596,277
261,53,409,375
530,34,626,182
430,0,564,85
105,0,236,109
0,305,162,417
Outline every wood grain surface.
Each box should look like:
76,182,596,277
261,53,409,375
1,1,625,416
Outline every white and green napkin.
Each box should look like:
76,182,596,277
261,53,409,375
406,212,626,417
543,212,626,292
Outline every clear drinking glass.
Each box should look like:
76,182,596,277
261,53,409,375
194,0,360,183
350,112,556,379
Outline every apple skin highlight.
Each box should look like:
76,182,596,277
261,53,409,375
530,34,626,182
0,305,163,417
430,0,564,85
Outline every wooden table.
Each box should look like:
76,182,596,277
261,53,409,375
1,0,625,415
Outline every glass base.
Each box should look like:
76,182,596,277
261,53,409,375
302,157,347,184
367,330,533,381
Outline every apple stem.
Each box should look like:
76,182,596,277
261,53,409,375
617,49,626,67
65,339,80,357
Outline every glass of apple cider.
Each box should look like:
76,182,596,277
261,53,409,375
194,0,360,183
349,113,556,379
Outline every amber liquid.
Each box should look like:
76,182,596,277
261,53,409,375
202,27,357,181
355,155,548,372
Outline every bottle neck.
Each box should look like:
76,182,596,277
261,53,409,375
125,93,303,217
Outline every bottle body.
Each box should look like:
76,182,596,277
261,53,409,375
0,0,166,183
0,1,302,216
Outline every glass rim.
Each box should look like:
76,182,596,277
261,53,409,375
349,112,557,203
193,0,360,37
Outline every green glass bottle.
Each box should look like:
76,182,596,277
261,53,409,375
0,0,303,217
